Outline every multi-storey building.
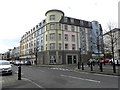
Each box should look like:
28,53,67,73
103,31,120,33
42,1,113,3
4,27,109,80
20,9,104,65
104,28,120,59
12,47,20,60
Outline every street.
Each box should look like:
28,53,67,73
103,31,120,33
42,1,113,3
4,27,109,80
1,65,119,89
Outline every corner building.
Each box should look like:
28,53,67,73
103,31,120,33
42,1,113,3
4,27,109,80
20,9,104,65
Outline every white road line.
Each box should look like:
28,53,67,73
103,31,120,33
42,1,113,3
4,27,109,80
74,70,118,78
61,74,101,83
93,73,118,78
22,78,45,89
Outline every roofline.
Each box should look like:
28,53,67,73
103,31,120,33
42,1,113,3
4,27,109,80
45,9,64,16
104,28,120,35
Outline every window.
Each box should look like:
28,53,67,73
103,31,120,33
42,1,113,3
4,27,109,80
37,30,39,36
64,24,68,30
46,44,47,50
72,35,75,42
50,24,55,29
59,43,61,50
59,34,61,40
65,44,68,50
64,17,68,22
80,20,84,26
50,43,55,50
65,34,68,41
39,23,41,27
71,26,75,31
46,35,47,41
70,18,74,23
72,44,76,50
41,46,43,51
36,25,38,29
31,41,33,47
50,15,55,20
41,40,43,43
50,33,55,40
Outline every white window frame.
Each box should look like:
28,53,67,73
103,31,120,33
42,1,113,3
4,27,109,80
65,34,68,41
50,33,55,40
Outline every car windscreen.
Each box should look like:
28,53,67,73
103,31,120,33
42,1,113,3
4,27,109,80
0,62,10,65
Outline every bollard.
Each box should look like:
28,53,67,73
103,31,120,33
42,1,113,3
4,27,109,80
90,62,93,71
82,63,84,70
78,62,80,69
117,60,119,66
100,62,103,72
18,65,21,80
113,63,116,73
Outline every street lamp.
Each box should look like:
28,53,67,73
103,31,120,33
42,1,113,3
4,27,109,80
78,48,81,69
35,47,38,65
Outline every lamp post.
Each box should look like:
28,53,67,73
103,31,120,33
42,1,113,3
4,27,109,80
78,48,82,69
35,47,38,65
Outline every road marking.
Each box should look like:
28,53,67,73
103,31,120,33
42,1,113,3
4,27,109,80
93,73,118,78
74,70,118,78
22,78,45,89
50,68,71,71
61,74,101,83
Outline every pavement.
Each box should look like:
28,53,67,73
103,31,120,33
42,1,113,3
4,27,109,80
35,64,120,76
1,64,120,89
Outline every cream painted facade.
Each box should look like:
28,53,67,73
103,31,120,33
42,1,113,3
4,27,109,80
20,9,104,65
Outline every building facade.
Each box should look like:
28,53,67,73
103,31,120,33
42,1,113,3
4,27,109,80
20,9,104,65
104,28,120,60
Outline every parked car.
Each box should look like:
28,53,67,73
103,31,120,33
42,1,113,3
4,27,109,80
25,60,31,65
100,59,110,63
0,60,12,75
14,60,21,65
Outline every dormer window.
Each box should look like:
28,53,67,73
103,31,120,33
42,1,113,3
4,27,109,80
64,17,68,22
50,15,55,20
70,18,74,23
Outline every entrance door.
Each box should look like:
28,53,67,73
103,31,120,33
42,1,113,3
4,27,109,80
50,56,56,64
67,55,72,64
73,55,77,64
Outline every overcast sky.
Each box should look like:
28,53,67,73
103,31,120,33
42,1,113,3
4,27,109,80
0,0,119,53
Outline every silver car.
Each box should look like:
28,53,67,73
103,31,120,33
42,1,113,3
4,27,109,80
0,60,12,75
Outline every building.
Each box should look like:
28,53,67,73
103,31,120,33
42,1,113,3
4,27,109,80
20,9,104,65
11,47,20,60
104,28,120,59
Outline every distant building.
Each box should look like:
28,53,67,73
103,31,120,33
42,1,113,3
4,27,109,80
12,47,20,60
104,28,120,59
20,9,104,65
0,53,3,60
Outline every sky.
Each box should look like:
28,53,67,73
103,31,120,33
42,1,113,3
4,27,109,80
0,0,119,53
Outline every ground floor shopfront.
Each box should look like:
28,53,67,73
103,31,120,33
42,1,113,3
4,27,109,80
37,50,91,65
